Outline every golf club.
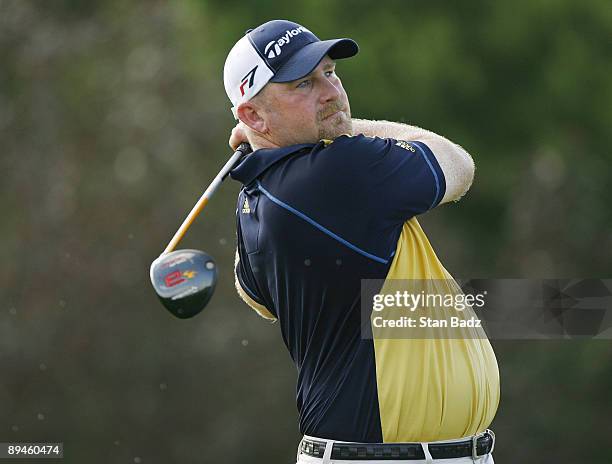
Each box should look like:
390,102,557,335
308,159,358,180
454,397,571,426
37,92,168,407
150,142,252,318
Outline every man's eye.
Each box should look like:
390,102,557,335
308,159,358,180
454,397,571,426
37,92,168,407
325,70,335,77
297,80,311,88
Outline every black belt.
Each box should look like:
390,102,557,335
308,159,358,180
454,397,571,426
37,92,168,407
300,431,494,460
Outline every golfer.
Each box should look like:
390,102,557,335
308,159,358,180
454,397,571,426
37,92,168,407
224,20,499,463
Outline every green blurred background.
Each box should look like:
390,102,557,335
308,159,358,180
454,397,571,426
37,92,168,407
1,0,611,462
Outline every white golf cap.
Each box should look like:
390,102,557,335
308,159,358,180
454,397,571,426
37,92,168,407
223,20,358,119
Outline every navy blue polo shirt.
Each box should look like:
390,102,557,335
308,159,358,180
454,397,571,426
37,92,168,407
230,134,445,442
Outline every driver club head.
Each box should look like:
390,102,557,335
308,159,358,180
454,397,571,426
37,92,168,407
150,249,217,318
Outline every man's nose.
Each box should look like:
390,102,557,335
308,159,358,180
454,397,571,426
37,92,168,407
319,76,342,103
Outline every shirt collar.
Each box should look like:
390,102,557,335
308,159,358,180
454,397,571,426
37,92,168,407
230,142,316,185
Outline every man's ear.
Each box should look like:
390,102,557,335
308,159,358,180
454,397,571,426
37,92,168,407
237,102,267,134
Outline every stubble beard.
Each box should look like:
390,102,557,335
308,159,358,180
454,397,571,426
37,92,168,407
317,104,353,141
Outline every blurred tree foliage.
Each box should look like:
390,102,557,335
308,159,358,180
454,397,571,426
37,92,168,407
0,0,610,463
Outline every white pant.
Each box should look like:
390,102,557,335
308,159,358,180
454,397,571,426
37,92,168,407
296,431,495,464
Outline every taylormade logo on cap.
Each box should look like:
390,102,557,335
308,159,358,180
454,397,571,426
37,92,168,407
239,66,258,97
223,20,359,119
264,26,309,59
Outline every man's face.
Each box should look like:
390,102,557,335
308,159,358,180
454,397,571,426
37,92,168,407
258,56,352,146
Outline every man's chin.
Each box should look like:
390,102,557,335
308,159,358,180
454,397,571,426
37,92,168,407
319,113,353,140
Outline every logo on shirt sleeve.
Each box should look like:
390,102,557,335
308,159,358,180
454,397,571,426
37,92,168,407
395,140,416,153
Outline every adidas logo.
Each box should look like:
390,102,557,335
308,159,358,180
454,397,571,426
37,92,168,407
395,140,416,153
241,198,251,214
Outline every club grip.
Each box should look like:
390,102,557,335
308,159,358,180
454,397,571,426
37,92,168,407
236,142,252,156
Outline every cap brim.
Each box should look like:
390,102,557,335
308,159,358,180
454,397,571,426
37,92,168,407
270,38,359,83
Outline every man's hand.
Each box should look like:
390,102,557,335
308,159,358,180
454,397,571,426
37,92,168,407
229,122,249,151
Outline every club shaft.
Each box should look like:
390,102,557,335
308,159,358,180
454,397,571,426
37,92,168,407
161,144,249,255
